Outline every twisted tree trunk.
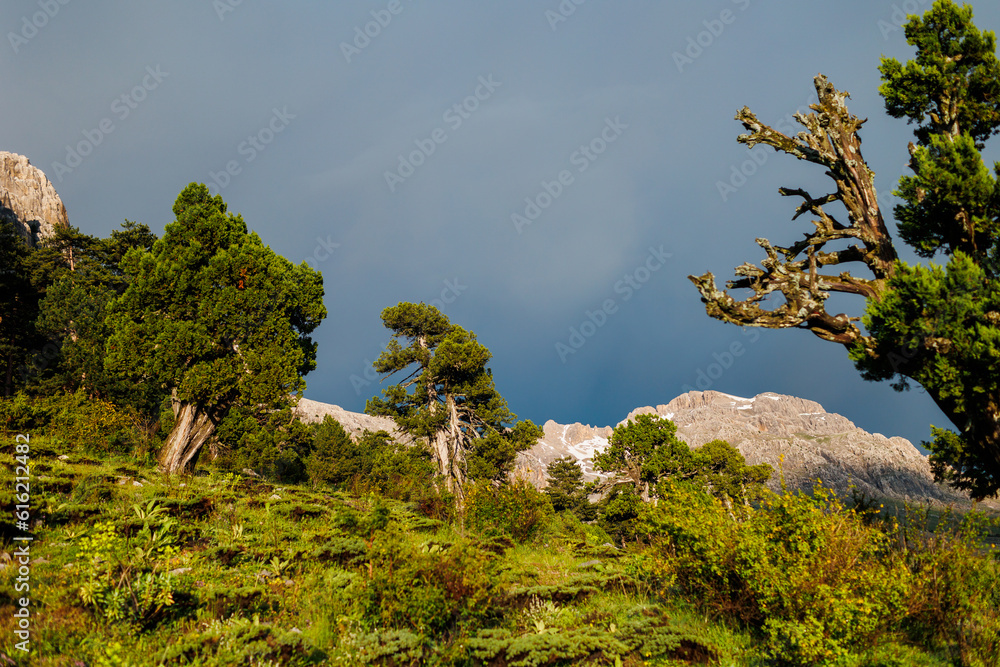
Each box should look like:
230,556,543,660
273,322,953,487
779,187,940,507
158,396,218,473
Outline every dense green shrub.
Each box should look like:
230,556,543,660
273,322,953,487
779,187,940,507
358,529,503,636
464,478,551,543
0,391,52,434
900,505,1000,667
598,486,643,546
215,406,312,482
638,482,912,665
158,617,326,665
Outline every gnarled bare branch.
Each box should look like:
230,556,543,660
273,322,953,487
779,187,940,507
689,74,897,349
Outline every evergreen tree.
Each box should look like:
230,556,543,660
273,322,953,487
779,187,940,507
306,416,362,487
0,218,42,396
106,184,326,473
690,0,1000,498
594,414,771,507
545,456,596,521
365,302,542,499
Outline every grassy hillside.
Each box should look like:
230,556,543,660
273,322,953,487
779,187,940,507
1,426,999,665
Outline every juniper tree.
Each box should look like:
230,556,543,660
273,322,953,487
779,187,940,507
690,0,1000,498
365,302,541,499
594,414,770,506
106,184,326,473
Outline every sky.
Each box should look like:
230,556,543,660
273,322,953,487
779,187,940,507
5,0,1000,449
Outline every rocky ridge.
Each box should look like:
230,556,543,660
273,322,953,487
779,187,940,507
0,151,69,246
516,390,988,508
294,391,991,508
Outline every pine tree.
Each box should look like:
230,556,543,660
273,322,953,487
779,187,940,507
365,302,541,499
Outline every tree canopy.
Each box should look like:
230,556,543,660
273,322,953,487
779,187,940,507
106,183,326,473
365,302,542,498
594,413,771,508
690,0,1000,499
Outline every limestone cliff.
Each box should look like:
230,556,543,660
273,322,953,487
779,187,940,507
0,151,69,246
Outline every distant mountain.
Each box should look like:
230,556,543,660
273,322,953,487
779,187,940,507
0,151,69,246
296,391,995,509
516,390,992,508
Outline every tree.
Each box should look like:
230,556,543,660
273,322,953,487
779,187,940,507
0,217,42,396
594,414,689,502
594,414,770,509
689,0,1000,499
106,184,326,473
306,416,362,487
365,302,542,499
545,456,596,520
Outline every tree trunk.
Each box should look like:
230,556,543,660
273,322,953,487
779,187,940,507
158,399,218,473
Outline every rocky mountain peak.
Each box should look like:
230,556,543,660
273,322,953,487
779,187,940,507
517,390,992,509
0,151,69,246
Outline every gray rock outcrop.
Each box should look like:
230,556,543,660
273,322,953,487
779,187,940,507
515,390,992,509
0,151,69,246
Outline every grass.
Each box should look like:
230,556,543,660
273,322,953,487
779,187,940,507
1,435,997,666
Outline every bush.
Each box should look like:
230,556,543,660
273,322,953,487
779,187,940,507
216,407,311,482
639,482,912,665
464,478,551,543
359,529,503,636
0,391,53,434
42,390,143,454
900,505,1000,666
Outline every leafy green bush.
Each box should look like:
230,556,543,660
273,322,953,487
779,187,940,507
0,391,52,434
900,505,1000,666
358,529,503,636
639,482,912,665
464,478,551,543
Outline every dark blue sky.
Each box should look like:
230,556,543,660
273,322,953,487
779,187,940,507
5,1,999,447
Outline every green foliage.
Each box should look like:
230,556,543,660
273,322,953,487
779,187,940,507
0,217,43,397
879,0,1000,148
638,483,913,665
849,0,1000,498
214,405,313,482
544,456,596,521
598,486,643,546
305,416,358,486
464,478,552,543
595,414,771,508
851,253,1000,498
158,617,326,665
366,302,542,493
900,505,1000,666
74,512,189,629
359,529,503,636
303,421,435,498
105,183,326,470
